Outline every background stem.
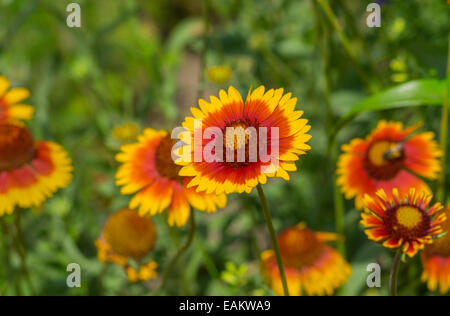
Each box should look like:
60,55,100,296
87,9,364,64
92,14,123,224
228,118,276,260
256,184,290,296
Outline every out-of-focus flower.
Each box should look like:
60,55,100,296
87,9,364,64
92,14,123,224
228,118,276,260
260,223,351,296
337,121,441,209
116,129,227,227
113,123,140,143
0,124,73,215
0,75,34,125
207,66,232,84
95,208,158,283
361,188,446,257
176,86,311,195
421,206,450,294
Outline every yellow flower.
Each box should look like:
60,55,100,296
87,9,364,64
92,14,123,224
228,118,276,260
207,66,232,84
113,123,140,142
0,75,34,125
95,208,158,283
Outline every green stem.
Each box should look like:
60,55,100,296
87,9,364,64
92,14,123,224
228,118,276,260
159,208,196,293
316,0,373,93
389,248,402,296
14,210,36,296
256,184,290,296
437,26,450,202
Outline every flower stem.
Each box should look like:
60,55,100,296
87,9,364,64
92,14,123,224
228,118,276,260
159,208,196,293
437,27,450,202
14,210,36,296
389,248,402,296
256,184,290,296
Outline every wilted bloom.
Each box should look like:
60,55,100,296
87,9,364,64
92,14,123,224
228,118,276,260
337,121,441,209
113,122,140,142
95,208,158,283
115,128,227,227
0,75,34,125
0,124,73,215
421,206,450,294
260,223,351,296
207,66,232,84
177,86,311,194
361,188,446,257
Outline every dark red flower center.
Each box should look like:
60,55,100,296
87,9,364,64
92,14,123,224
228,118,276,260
384,205,430,242
155,135,182,181
363,140,405,180
278,226,323,270
0,124,35,171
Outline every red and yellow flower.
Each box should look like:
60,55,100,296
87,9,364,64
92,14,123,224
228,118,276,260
361,188,446,257
421,206,450,294
115,128,227,227
0,124,73,215
337,121,441,209
177,86,311,194
95,208,158,283
0,75,34,125
260,223,351,296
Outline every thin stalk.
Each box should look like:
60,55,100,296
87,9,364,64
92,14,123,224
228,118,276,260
316,0,373,93
14,210,36,296
256,184,290,296
389,248,402,296
437,28,450,202
159,209,196,292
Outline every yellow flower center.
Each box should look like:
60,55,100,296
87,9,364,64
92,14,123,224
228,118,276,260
225,123,250,151
395,206,422,229
104,208,157,260
0,124,35,171
155,135,182,181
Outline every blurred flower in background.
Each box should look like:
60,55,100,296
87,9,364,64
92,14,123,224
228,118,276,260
421,206,450,294
115,128,227,226
337,121,442,209
0,124,73,215
361,188,446,257
207,65,232,84
95,208,158,283
113,122,141,143
260,223,351,296
0,75,34,125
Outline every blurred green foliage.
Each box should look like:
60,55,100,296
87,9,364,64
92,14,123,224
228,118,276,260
0,0,448,296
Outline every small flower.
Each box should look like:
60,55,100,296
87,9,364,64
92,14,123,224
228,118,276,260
95,208,158,283
116,128,227,227
177,86,311,194
337,121,441,209
0,124,73,215
361,188,446,257
0,75,34,125
207,66,232,84
421,206,450,294
113,123,140,143
260,223,352,296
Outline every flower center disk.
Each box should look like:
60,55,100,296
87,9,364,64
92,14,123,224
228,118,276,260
384,205,430,241
155,135,182,181
0,124,36,171
363,140,405,180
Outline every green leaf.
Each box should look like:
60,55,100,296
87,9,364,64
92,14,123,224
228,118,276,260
344,78,446,118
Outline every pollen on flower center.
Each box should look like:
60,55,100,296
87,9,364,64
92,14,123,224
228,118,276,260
363,140,404,180
225,122,250,150
155,135,182,181
278,226,323,269
396,206,422,229
384,204,430,241
0,124,36,171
